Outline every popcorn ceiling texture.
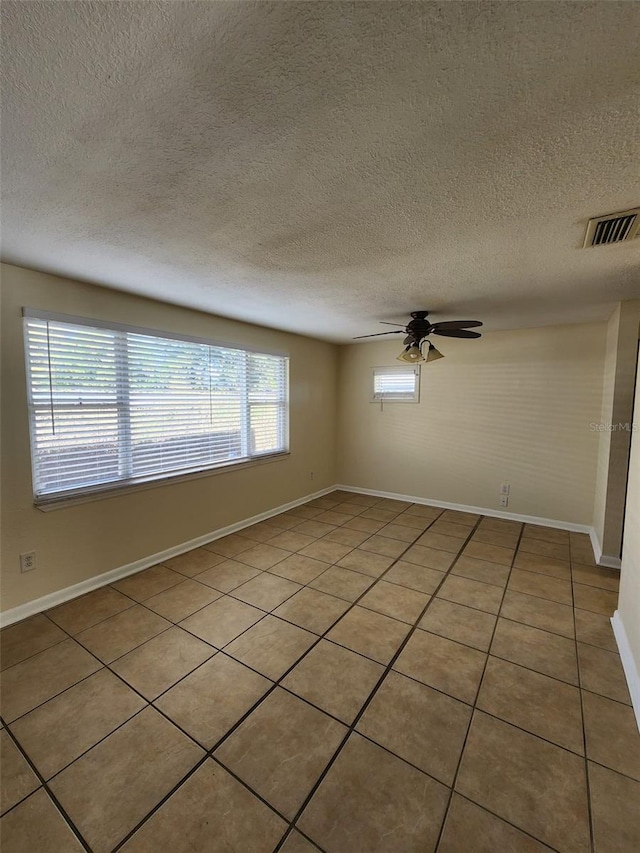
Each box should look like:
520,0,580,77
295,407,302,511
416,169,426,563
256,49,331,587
1,0,639,341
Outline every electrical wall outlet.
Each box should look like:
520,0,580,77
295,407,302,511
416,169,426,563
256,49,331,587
499,495,509,507
500,483,510,495
20,552,37,573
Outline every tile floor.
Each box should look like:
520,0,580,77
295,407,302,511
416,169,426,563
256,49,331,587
1,491,639,852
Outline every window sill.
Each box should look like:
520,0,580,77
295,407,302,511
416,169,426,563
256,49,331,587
35,452,291,512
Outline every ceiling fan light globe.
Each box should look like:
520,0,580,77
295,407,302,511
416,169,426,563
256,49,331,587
425,343,445,362
397,345,424,363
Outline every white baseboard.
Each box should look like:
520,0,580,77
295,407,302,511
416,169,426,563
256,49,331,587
611,611,640,733
335,484,594,534
0,485,336,628
589,528,622,570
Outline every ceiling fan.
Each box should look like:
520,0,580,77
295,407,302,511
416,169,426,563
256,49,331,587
354,310,483,363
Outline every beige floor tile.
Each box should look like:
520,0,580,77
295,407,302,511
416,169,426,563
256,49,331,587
299,732,449,853
463,541,514,567
377,523,420,543
203,533,255,558
241,522,285,543
472,528,520,549
573,583,618,616
359,580,430,624
283,640,383,724
232,572,301,611
274,588,350,635
120,759,286,852
285,505,324,520
358,535,407,558
500,589,575,639
572,564,620,591
267,530,318,552
215,688,346,819
357,670,471,784
0,789,84,852
1,639,102,723
47,587,134,635
419,599,497,652
9,670,145,779
156,654,271,748
478,517,522,534
523,524,570,545
513,550,571,579
477,656,584,753
194,559,261,592
309,566,375,601
519,538,571,561
75,605,171,664
437,574,504,614
429,520,472,538
344,517,387,534
403,504,442,519
144,579,221,622
322,527,371,547
491,618,578,684
327,607,410,665
394,631,486,704
402,544,454,571
391,513,431,531
111,627,214,700
112,565,184,602
163,547,226,577
337,549,394,577
0,614,66,671
384,560,443,594
574,608,617,651
49,707,203,853
237,543,292,570
337,496,380,509
179,596,264,647
438,793,552,853
508,568,572,605
268,554,331,584
588,762,640,853
417,531,465,553
570,542,596,567
280,829,320,852
440,510,479,526
225,615,316,679
298,539,354,564
360,507,400,522
294,520,339,538
582,690,640,780
266,514,304,531
456,711,590,853
577,642,631,704
315,510,357,526
451,555,510,587
0,730,39,814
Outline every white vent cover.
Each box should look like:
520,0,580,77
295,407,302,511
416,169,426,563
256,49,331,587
583,208,640,247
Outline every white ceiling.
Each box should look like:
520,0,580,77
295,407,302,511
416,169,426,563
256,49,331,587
2,1,639,343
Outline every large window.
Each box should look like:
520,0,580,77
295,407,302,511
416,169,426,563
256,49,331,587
23,310,289,503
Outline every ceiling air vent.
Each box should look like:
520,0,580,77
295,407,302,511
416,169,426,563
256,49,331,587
583,208,640,247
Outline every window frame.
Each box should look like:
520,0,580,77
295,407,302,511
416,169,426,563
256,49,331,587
22,308,290,507
371,365,421,403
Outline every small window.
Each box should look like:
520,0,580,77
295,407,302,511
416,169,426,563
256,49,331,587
23,310,289,503
371,365,420,403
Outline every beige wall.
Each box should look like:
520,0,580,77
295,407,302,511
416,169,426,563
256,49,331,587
592,301,640,561
338,324,606,525
0,264,338,611
618,344,640,719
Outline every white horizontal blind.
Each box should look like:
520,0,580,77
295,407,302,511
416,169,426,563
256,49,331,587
24,316,289,501
372,366,420,402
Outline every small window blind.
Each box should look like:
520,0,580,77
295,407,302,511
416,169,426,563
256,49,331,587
23,312,289,502
372,366,420,402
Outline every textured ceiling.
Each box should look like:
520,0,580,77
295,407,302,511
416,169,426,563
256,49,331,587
1,1,639,342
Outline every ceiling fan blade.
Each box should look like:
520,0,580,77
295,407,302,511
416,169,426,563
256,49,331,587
353,331,405,339
379,322,407,328
431,320,483,331
432,329,482,339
